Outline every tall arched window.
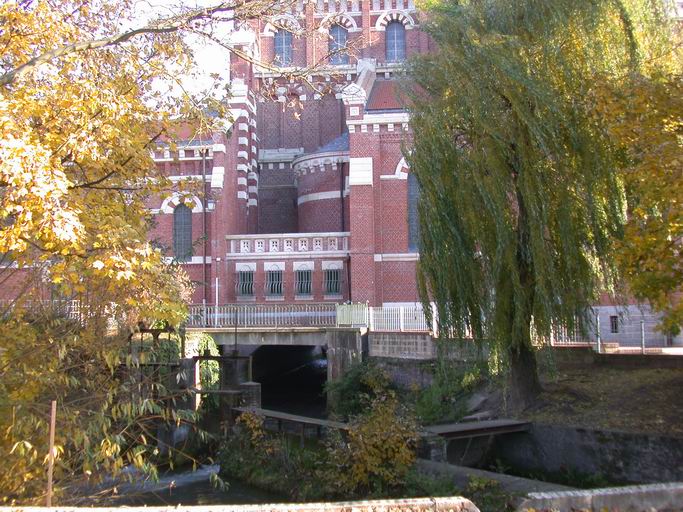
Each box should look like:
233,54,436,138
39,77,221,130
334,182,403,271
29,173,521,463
173,204,192,261
329,25,349,65
407,173,420,251
274,29,293,66
385,21,406,62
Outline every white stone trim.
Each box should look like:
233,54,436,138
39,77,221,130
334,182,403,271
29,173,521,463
248,186,258,194
264,261,285,271
158,193,203,214
349,157,373,186
347,112,410,126
297,191,343,205
237,163,249,172
225,251,349,261
380,156,409,180
236,262,256,272
262,14,302,35
164,256,211,264
238,137,249,145
237,151,249,159
259,147,304,163
238,123,249,131
248,198,258,207
319,12,360,32
211,166,225,188
373,252,419,262
293,261,315,271
374,10,417,31
238,177,248,186
227,231,349,240
322,260,344,270
168,175,211,183
237,191,248,200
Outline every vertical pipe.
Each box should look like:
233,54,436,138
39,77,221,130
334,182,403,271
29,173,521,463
596,313,601,353
202,148,208,306
215,277,219,326
46,400,56,507
641,319,645,354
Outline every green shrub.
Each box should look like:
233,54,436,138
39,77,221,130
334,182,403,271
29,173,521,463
325,360,393,418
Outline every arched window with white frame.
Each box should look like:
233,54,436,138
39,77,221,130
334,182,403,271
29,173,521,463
385,21,406,62
329,25,349,65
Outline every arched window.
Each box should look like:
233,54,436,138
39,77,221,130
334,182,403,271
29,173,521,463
173,204,192,262
329,25,349,65
407,173,420,251
274,29,293,66
385,21,406,62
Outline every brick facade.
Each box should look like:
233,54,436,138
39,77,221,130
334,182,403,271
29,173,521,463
143,0,424,306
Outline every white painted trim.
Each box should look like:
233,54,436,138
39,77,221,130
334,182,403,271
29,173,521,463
235,262,256,272
374,10,417,31
259,147,304,163
158,193,203,214
347,112,410,126
380,156,409,180
225,251,349,260
293,261,314,271
168,175,212,183
322,260,344,270
373,252,419,262
319,12,360,32
297,190,343,205
211,166,225,189
226,231,349,240
349,157,373,186
264,261,285,271
164,256,211,264
262,14,302,35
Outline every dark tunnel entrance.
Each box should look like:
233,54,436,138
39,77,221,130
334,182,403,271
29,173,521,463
250,345,327,418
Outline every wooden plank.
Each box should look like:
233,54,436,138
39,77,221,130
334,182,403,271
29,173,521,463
424,419,530,439
234,406,348,430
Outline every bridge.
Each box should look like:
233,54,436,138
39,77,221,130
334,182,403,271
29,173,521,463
186,303,434,333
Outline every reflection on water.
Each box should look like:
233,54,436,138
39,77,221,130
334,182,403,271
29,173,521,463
104,466,287,506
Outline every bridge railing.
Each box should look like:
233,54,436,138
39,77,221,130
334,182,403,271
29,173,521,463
187,303,338,328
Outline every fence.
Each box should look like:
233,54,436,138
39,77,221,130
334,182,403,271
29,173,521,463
187,303,338,328
0,299,86,322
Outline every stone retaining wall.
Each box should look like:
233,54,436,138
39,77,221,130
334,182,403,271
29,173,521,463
494,424,683,484
1,497,479,512
517,482,683,511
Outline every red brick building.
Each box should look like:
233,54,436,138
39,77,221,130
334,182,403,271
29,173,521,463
150,0,430,308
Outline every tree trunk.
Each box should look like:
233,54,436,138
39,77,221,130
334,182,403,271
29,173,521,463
507,341,541,411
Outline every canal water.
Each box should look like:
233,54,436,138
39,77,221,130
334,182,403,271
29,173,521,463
106,466,286,506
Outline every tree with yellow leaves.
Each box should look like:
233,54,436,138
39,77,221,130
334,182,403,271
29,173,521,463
0,0,301,503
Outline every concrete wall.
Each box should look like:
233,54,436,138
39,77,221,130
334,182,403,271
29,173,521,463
494,424,683,484
0,497,478,512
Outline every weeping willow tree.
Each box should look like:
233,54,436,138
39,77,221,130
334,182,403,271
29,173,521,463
407,0,673,406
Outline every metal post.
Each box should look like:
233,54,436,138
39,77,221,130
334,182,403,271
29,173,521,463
641,319,645,354
596,313,601,353
399,307,405,332
46,400,56,507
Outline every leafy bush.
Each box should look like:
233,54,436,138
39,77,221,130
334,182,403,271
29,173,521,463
414,361,486,424
324,360,393,419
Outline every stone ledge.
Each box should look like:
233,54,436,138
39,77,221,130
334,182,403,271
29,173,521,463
518,481,683,511
1,497,479,512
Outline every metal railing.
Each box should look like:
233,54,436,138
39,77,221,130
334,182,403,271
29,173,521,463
0,299,86,322
187,303,338,328
187,302,436,333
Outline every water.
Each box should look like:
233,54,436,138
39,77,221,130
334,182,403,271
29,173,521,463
105,466,286,506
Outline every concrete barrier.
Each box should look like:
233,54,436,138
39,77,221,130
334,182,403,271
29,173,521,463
1,497,480,512
517,481,683,511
